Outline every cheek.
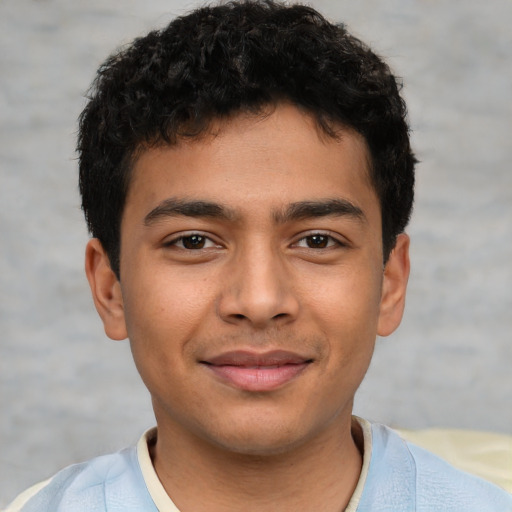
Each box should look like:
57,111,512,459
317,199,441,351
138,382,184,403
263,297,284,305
121,268,217,360
303,264,382,369
305,264,382,327
121,274,213,405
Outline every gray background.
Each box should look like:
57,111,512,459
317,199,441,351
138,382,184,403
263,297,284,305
1,0,511,505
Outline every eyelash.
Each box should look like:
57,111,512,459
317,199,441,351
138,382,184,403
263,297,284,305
164,232,345,251
164,233,221,250
293,232,345,250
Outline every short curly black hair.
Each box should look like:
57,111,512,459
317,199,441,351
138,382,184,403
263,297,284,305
78,0,415,278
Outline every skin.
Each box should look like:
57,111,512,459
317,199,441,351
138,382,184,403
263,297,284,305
85,103,410,511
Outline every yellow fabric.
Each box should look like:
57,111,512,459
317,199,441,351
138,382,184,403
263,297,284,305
396,428,512,493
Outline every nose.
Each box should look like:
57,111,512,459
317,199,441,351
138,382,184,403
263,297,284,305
217,242,299,328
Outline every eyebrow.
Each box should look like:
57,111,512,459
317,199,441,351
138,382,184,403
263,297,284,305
144,198,236,225
144,197,365,226
274,199,366,224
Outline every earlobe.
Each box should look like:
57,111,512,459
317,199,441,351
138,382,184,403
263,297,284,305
377,233,410,337
85,238,128,341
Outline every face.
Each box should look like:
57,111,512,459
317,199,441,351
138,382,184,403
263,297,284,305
86,104,409,456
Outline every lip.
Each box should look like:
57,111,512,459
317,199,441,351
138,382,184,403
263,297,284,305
200,350,313,392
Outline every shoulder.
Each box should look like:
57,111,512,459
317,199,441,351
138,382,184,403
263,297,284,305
406,440,512,512
5,447,157,512
396,426,512,493
359,422,512,512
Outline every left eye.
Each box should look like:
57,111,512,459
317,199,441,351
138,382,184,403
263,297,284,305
295,234,338,249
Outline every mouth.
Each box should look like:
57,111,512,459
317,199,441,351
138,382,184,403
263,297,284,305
200,350,313,392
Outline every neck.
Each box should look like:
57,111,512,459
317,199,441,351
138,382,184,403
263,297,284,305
151,414,364,512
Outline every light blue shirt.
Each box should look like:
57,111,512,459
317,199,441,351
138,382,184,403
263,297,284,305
357,424,512,511
9,422,512,511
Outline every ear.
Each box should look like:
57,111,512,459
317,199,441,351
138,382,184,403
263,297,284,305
85,238,128,341
377,233,410,337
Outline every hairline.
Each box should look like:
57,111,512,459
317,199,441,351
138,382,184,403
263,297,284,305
111,103,387,279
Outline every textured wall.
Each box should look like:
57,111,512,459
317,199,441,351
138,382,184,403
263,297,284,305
1,0,511,504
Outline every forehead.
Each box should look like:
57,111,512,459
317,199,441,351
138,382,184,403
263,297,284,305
125,104,378,224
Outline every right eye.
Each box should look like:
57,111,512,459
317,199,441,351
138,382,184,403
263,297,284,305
166,234,220,250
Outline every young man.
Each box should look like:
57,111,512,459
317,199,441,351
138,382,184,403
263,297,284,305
7,1,511,511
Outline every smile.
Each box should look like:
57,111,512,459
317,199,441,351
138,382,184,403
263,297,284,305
200,350,313,392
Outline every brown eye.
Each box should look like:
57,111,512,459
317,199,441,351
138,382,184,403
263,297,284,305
165,233,220,251
181,235,207,249
305,235,330,248
294,233,341,250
